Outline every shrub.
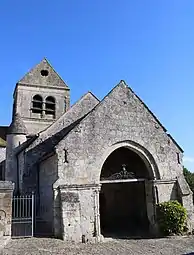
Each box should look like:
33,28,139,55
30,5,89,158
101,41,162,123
156,200,187,236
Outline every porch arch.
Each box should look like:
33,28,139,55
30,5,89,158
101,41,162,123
98,140,160,181
97,140,159,238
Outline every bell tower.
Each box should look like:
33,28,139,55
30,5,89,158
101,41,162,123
12,58,70,135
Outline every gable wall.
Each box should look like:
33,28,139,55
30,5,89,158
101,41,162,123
18,59,68,88
56,84,183,186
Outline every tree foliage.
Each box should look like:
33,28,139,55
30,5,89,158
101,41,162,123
156,200,187,236
183,167,194,200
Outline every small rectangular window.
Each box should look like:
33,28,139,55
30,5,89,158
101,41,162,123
177,153,181,164
64,149,68,163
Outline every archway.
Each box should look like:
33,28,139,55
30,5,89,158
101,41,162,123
99,146,154,238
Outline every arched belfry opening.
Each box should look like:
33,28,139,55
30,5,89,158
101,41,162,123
99,147,154,238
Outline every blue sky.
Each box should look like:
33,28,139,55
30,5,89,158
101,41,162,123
0,1,194,171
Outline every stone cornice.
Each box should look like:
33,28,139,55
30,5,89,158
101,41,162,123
0,181,14,190
153,179,177,185
14,82,69,97
58,183,101,190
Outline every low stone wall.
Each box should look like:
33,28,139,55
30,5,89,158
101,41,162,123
53,184,101,243
0,181,14,237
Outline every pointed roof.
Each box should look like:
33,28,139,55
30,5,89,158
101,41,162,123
18,58,68,88
53,80,183,153
8,113,27,135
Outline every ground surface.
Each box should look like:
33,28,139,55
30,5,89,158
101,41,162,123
1,236,194,255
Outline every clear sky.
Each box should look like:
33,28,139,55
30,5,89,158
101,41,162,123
0,1,194,171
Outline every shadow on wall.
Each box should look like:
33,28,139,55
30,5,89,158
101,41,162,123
103,233,162,240
170,182,180,201
22,116,85,191
21,117,87,236
26,116,85,168
182,253,194,255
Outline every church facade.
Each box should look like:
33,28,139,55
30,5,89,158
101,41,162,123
2,58,193,242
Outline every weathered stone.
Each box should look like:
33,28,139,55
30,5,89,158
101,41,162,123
13,58,70,135
0,182,14,237
3,59,193,243
7,113,27,135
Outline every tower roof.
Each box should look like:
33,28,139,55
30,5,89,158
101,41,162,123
17,58,68,88
8,113,27,135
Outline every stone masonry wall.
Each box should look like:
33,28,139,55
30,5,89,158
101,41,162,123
155,180,178,203
0,181,14,237
27,92,99,151
59,184,100,243
0,147,6,163
39,153,58,232
6,134,26,188
0,148,6,180
54,82,191,241
56,82,184,186
14,58,70,135
18,150,25,193
21,92,99,192
15,85,69,135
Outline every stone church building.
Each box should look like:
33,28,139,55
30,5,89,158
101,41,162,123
0,58,193,242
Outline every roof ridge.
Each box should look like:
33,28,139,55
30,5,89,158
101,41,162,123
41,58,69,87
54,80,183,153
38,91,100,135
50,80,125,146
127,86,183,152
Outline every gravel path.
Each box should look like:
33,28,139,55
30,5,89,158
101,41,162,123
1,236,194,255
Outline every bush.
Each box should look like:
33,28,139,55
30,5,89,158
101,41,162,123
156,200,187,236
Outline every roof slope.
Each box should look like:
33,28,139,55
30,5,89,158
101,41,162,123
22,80,183,165
25,91,100,152
55,80,183,153
19,92,100,169
26,116,85,164
8,113,27,135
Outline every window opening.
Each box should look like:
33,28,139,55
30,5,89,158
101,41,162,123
32,95,43,114
45,96,55,117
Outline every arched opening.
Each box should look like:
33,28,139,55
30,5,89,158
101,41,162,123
32,95,43,114
45,96,55,118
100,147,153,238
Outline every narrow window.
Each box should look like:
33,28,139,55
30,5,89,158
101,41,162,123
32,95,43,114
177,153,181,164
45,96,55,118
64,149,68,163
12,99,16,119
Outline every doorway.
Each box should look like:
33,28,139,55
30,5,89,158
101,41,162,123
99,147,152,238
